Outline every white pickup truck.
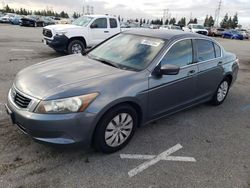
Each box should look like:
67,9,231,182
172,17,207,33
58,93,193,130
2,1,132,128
182,24,208,36
42,15,121,54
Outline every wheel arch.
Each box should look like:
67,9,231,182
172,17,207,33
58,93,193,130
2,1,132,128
90,99,144,145
68,36,87,48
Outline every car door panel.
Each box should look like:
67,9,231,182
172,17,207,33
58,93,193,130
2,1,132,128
147,39,198,120
148,65,198,120
194,39,224,100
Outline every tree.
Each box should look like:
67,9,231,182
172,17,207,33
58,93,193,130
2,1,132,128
178,17,186,27
193,18,198,24
220,13,229,28
164,19,169,25
73,12,81,19
232,13,238,28
204,15,214,27
169,18,176,25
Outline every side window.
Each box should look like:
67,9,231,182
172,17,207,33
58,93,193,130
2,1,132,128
214,43,221,58
196,39,215,61
162,39,193,67
109,18,117,28
91,18,107,29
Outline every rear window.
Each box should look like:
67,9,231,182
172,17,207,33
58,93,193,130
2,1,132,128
196,39,215,62
214,43,221,58
110,18,117,28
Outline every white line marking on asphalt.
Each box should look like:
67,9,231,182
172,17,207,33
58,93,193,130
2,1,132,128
10,48,34,52
120,143,196,177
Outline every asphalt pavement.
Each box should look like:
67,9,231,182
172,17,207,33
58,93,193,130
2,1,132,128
0,24,249,188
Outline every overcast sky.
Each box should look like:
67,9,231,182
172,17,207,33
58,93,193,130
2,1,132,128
3,0,250,25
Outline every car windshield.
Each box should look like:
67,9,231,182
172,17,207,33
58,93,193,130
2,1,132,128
88,34,166,71
72,16,93,26
172,26,181,30
193,25,205,29
231,30,240,34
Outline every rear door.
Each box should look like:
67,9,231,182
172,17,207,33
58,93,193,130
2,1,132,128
109,18,120,37
194,39,224,100
148,39,198,120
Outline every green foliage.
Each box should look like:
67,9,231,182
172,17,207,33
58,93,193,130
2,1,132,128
220,13,238,29
204,15,214,27
2,4,70,18
188,18,198,24
177,17,186,26
73,12,81,19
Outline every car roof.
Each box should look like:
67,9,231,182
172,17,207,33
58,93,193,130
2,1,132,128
84,14,117,19
123,29,208,40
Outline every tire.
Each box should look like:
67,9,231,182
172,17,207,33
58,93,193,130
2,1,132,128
93,104,138,153
211,78,230,106
67,40,85,54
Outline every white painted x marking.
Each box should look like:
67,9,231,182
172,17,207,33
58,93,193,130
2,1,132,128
120,143,196,177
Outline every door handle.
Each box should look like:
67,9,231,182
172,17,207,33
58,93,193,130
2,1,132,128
217,61,223,66
104,31,109,33
188,70,196,75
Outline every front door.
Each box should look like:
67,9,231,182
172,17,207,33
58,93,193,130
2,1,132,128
90,18,110,46
148,39,198,120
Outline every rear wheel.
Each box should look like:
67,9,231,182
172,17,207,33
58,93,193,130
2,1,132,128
93,105,138,153
211,78,230,106
67,40,85,54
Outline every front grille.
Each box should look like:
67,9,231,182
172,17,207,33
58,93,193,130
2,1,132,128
14,91,31,108
43,28,52,38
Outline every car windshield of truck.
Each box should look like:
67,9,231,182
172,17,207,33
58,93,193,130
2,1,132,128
88,34,166,71
193,25,205,29
73,16,93,26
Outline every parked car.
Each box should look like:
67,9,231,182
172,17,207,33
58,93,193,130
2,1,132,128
183,24,208,35
9,15,23,25
42,16,56,26
43,15,121,54
236,29,249,39
159,25,182,30
0,13,15,23
210,28,225,37
57,18,72,24
222,30,244,40
6,30,239,153
20,15,44,27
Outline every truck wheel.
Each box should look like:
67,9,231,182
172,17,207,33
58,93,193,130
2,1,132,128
67,40,85,54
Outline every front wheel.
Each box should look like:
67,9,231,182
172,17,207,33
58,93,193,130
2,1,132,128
67,40,85,54
211,78,230,106
93,105,138,153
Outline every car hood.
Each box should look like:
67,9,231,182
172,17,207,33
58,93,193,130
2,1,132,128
192,28,208,32
44,24,82,31
14,55,124,99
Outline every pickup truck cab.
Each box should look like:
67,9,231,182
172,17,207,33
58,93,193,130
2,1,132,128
183,24,208,35
43,15,121,54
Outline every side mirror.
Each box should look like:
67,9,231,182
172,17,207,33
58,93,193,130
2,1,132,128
90,24,98,29
160,64,180,75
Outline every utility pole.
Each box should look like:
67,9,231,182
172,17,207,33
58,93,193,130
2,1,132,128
163,9,170,25
2,0,5,10
82,0,85,15
215,0,222,27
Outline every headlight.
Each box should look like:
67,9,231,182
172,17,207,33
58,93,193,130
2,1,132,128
55,30,67,36
35,93,99,114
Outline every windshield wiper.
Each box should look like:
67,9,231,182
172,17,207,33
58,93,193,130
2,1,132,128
90,56,120,68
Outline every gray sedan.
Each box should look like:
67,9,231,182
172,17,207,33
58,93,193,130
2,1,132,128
5,30,239,153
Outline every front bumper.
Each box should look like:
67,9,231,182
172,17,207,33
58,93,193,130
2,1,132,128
6,96,97,146
43,35,68,52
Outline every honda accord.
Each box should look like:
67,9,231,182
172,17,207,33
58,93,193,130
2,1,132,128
5,29,239,153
